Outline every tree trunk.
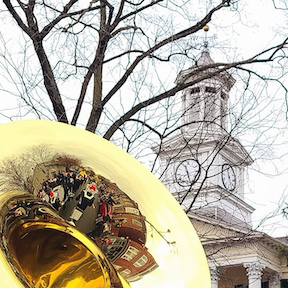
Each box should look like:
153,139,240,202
33,39,68,123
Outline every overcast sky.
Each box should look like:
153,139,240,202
0,0,287,237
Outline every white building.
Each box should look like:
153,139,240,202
156,50,288,288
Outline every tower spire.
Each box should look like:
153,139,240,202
202,24,210,52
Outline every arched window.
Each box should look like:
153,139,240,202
120,269,131,277
133,255,148,268
121,246,139,261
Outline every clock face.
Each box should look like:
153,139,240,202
221,164,236,191
175,159,201,187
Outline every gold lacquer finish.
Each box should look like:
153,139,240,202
8,224,106,288
0,120,211,288
0,192,128,288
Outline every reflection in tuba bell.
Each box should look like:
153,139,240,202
0,121,210,288
0,191,129,287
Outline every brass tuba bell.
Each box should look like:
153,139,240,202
0,120,210,287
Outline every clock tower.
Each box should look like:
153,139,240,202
157,50,254,230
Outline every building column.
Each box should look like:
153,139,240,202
210,267,219,288
244,262,265,288
269,272,282,288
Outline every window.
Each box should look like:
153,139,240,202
190,87,200,94
120,269,131,277
125,207,140,215
132,219,143,227
281,279,288,288
114,205,124,211
114,199,123,205
121,246,139,261
116,218,127,223
133,255,148,268
185,97,201,124
204,93,216,122
107,245,125,259
205,86,217,93
220,99,225,128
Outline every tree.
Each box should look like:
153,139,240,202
0,144,53,193
1,4,288,286
0,0,286,135
0,0,287,228
52,154,82,172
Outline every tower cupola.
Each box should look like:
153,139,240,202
176,51,235,134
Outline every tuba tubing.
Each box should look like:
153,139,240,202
0,190,130,288
0,120,211,288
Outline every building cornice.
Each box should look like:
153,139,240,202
188,212,253,234
201,230,288,251
154,132,253,166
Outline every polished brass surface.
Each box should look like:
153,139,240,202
0,192,127,288
8,223,105,288
0,120,211,288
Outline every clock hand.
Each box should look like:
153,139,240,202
185,166,191,181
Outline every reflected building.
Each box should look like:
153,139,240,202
32,157,158,282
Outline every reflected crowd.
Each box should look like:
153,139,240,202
33,160,157,282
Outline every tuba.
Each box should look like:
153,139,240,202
0,120,210,287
